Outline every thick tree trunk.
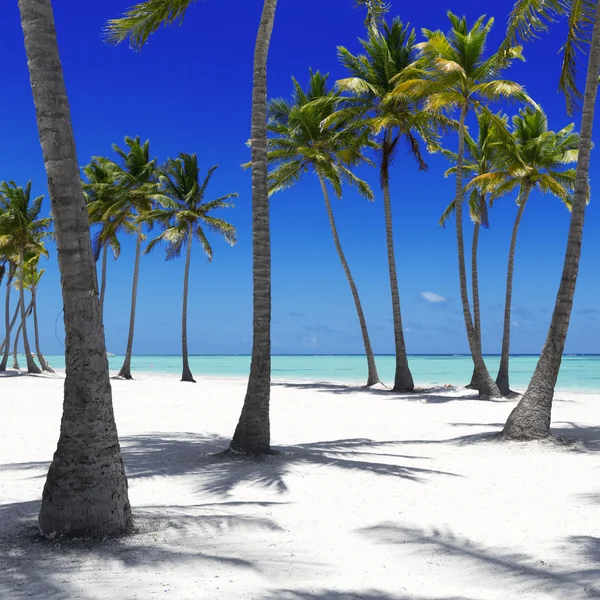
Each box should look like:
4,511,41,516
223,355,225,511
13,319,22,370
382,127,414,392
181,226,195,383
19,0,131,536
19,249,41,374
99,242,107,316
496,186,531,396
466,223,482,389
318,173,381,387
455,105,500,398
0,304,20,357
0,273,16,371
502,12,600,440
32,283,54,372
230,0,278,455
118,228,142,380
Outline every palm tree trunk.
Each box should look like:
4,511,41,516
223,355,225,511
466,223,482,389
0,303,20,357
455,104,500,398
13,318,22,370
0,272,15,371
181,225,195,383
99,242,107,316
502,13,600,440
118,228,142,380
230,0,278,455
496,186,532,396
382,127,414,392
19,249,41,374
32,282,54,372
318,173,381,387
19,0,130,536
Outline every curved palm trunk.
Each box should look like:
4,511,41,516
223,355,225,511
496,187,531,396
502,14,600,440
382,128,414,392
19,0,131,536
32,282,54,372
318,173,381,387
466,223,482,389
0,272,16,371
181,226,195,383
455,105,500,398
118,228,142,380
0,304,20,357
230,0,278,455
13,318,23,371
19,249,41,374
99,242,108,316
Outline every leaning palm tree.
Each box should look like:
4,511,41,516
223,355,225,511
403,11,531,397
267,70,382,387
27,255,55,373
144,154,237,382
18,0,131,536
498,0,600,439
11,267,35,371
334,18,440,392
0,181,51,374
469,107,579,397
0,258,17,372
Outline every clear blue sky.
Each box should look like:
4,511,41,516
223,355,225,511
1,0,599,356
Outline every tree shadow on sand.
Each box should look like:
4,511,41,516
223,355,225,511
259,590,475,600
358,523,600,598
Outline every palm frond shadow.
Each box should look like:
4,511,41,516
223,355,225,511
259,591,475,600
358,523,600,597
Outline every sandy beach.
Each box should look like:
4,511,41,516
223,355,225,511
1,372,600,599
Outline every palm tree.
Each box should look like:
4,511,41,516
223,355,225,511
18,0,131,536
404,11,530,397
27,255,55,373
110,136,163,380
334,18,439,392
0,258,17,372
11,269,35,371
144,154,237,382
469,107,579,397
267,70,382,387
498,0,600,439
0,181,52,374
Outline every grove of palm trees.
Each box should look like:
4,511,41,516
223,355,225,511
1,0,600,598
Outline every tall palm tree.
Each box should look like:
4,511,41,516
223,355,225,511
404,11,530,397
27,255,55,373
0,181,51,374
0,259,17,371
110,136,163,380
18,0,131,536
469,107,579,397
498,0,600,439
334,18,439,392
11,267,35,371
144,154,237,383
267,70,382,387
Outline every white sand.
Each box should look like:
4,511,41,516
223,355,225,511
1,372,600,600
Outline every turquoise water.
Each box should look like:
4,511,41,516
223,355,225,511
42,354,600,392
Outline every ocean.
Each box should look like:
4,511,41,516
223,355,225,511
41,354,600,392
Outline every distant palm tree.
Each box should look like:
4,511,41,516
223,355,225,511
0,258,17,372
498,0,600,439
470,107,579,396
267,70,382,387
144,154,237,382
406,11,530,397
27,256,55,373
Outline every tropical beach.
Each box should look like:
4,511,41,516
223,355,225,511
2,0,600,598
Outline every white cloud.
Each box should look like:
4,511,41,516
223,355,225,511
512,320,520,328
421,291,447,304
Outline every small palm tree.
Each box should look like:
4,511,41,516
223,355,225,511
404,11,530,397
0,256,18,372
468,107,579,396
0,181,52,374
267,70,382,387
144,154,237,382
27,255,55,373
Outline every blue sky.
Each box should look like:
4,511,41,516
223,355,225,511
1,0,599,356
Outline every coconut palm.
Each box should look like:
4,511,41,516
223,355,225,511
18,0,131,536
403,11,530,397
11,266,35,371
267,70,382,387
0,258,17,371
0,181,51,374
468,107,579,397
144,154,237,383
498,0,600,439
27,255,55,373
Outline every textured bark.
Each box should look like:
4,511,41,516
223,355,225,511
99,242,107,316
230,0,278,455
19,249,41,374
181,226,195,383
496,186,531,396
19,0,131,536
502,11,600,440
32,283,54,372
0,304,20,357
455,105,500,398
382,127,414,392
318,173,381,386
118,228,142,380
0,273,16,370
13,319,22,370
466,223,482,389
